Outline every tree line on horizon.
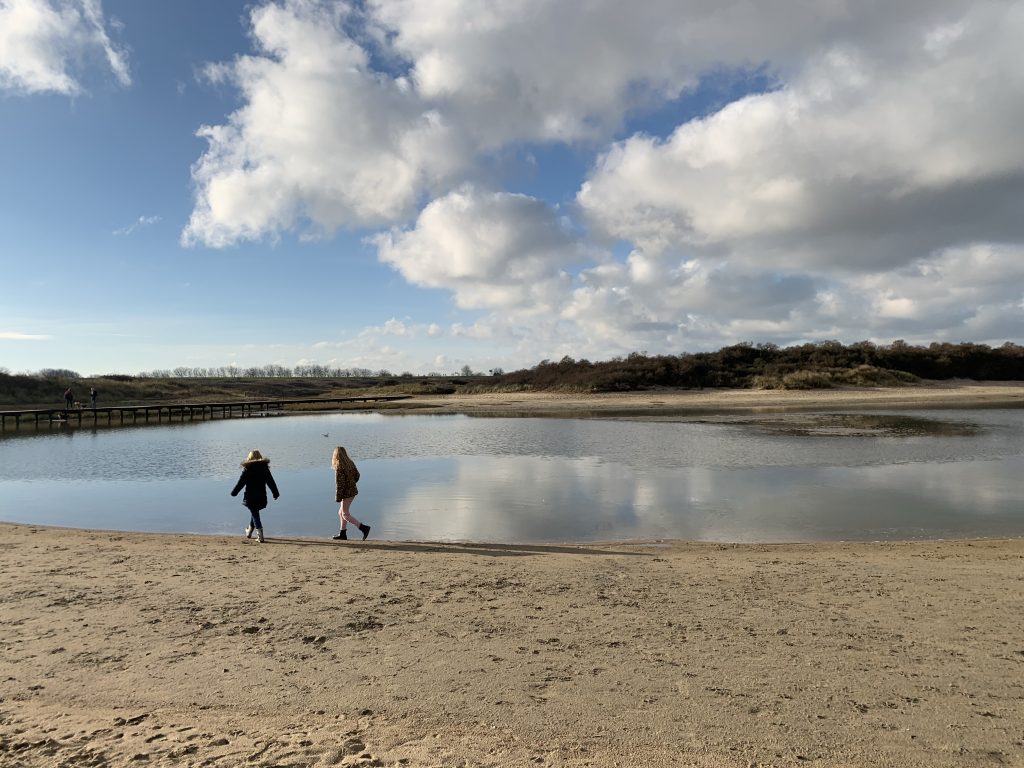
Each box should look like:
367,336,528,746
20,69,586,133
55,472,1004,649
0,363,482,381
3,340,1024,393
495,340,1024,391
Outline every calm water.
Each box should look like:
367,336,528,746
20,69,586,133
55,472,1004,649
1,410,1023,543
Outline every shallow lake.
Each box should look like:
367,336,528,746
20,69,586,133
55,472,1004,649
2,409,1023,543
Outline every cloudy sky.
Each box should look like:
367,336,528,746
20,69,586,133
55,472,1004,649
2,0,1022,376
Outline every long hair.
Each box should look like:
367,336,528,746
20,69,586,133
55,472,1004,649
331,446,353,471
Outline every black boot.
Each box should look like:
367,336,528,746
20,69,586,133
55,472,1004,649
332,529,347,540
358,523,371,540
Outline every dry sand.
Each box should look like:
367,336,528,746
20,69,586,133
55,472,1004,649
380,380,1024,417
3,385,1024,767
3,531,1024,767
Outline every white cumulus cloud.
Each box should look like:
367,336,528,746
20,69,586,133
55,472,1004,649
371,0,971,148
180,0,1024,364
0,0,129,95
577,2,1024,272
182,0,468,247
374,186,593,310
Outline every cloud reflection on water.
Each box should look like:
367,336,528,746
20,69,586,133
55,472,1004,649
2,410,1023,542
370,454,1024,543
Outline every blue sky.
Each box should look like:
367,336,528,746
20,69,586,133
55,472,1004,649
2,0,1022,376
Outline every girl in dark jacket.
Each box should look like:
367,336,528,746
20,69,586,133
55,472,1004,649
331,446,370,540
230,450,280,543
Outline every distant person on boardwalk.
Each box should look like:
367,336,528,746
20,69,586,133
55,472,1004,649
331,446,370,540
230,450,280,544
63,387,74,410
89,388,97,408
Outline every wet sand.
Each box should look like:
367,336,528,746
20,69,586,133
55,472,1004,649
3,384,1024,766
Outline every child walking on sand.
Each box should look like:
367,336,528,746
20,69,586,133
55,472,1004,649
230,450,280,544
331,446,370,540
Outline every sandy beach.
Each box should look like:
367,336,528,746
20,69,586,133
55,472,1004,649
3,385,1024,766
3,527,1024,767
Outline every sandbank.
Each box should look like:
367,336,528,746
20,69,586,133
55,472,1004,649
2,523,1022,767
374,381,1024,419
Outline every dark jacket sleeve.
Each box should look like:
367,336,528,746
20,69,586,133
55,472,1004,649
231,471,246,496
267,470,280,499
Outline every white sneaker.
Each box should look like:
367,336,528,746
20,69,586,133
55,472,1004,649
244,524,254,539
255,528,265,543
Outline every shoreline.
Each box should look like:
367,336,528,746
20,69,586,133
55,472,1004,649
5,382,1024,432
8,520,1024,548
3,523,1023,767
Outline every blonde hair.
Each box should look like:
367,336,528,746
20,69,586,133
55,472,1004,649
331,446,353,470
241,449,269,467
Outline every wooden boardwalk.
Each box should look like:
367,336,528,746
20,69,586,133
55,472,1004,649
0,395,410,430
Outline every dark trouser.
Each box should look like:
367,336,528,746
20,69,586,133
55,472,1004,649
248,509,263,529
